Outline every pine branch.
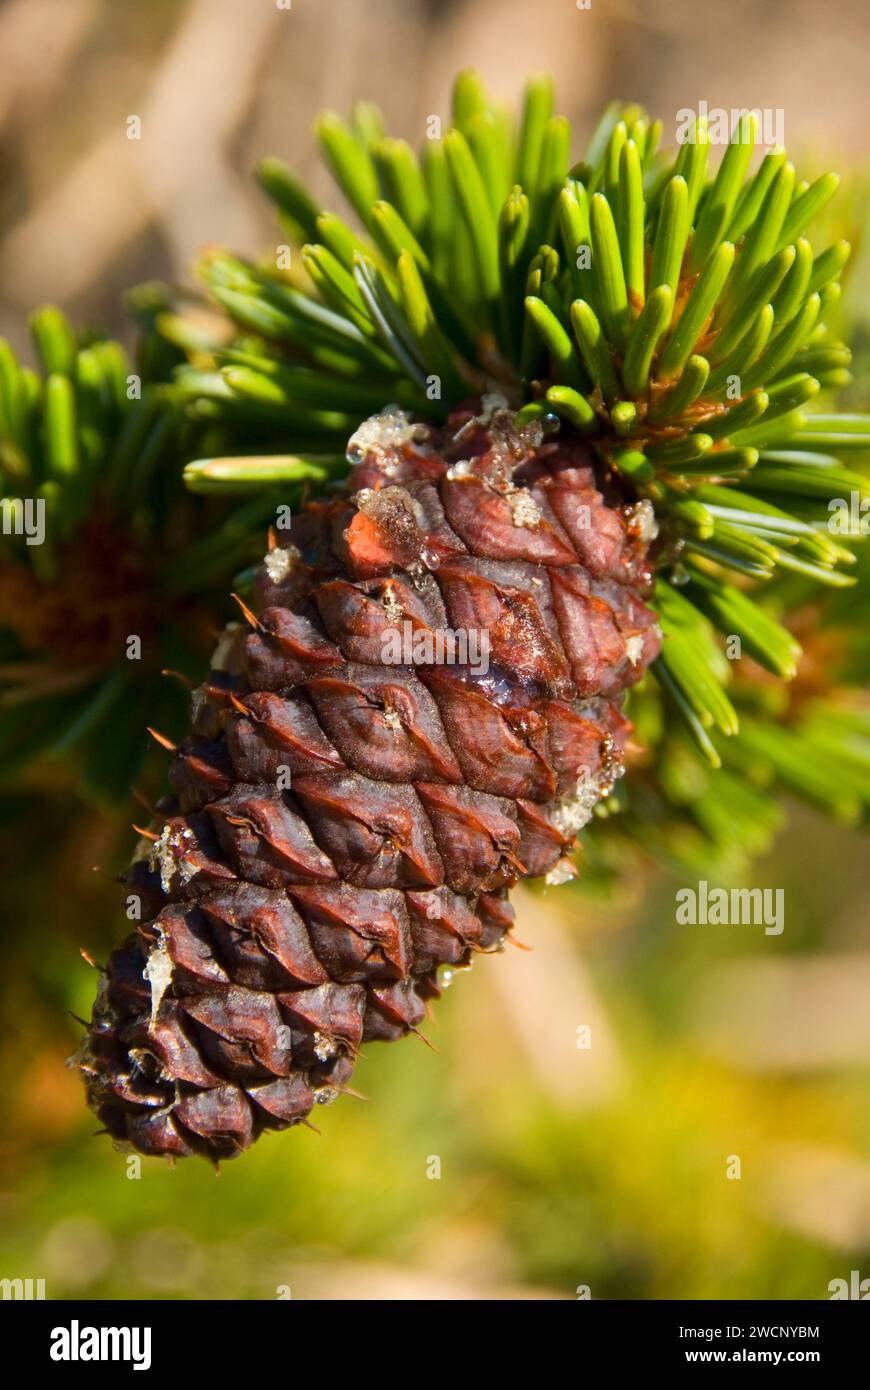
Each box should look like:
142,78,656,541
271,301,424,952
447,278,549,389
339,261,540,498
164,74,869,773
0,310,279,802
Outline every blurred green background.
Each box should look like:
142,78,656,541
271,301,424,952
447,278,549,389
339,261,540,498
1,0,869,1300
2,794,868,1300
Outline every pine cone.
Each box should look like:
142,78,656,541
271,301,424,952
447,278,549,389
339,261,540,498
79,397,661,1160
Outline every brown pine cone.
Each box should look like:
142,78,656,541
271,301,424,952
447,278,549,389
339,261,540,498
78,397,661,1160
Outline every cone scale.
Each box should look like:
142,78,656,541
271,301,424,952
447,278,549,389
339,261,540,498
79,397,661,1160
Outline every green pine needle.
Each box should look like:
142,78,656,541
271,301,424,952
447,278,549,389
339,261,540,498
161,71,870,763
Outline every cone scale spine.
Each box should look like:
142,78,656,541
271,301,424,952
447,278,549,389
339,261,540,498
79,398,661,1160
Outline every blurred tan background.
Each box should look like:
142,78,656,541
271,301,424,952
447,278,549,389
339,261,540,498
1,0,869,1302
2,0,869,349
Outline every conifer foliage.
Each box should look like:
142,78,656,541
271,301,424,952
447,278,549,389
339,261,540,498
72,74,869,1158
